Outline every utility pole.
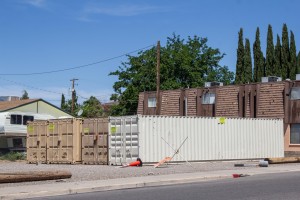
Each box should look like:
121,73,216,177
156,41,161,115
70,78,78,114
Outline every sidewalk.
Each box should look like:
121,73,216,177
1,164,300,200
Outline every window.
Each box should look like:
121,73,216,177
148,97,156,108
290,124,300,144
23,115,34,125
290,87,300,100
10,115,22,125
202,93,215,104
13,138,23,147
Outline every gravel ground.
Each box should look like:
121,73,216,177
1,160,299,188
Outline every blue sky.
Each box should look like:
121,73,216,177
0,0,299,106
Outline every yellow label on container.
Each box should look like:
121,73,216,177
27,125,34,133
110,127,116,134
48,124,55,131
84,128,90,134
219,117,226,124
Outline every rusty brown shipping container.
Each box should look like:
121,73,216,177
81,118,109,165
27,120,48,164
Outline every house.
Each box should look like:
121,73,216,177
137,79,300,157
0,98,72,152
101,101,118,115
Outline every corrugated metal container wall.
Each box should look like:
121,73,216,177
47,118,81,164
109,116,139,165
109,115,284,164
81,118,109,164
27,120,48,164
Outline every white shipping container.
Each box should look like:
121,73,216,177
109,115,284,165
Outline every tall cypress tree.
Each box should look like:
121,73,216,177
266,24,275,76
235,28,244,84
274,34,282,77
61,93,66,109
290,31,297,80
244,38,252,83
297,51,300,74
253,27,265,82
281,23,290,79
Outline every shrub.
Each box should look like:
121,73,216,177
0,152,26,161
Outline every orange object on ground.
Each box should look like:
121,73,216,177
121,158,143,168
129,161,141,166
154,157,172,168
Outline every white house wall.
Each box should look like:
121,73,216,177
37,101,71,118
10,102,38,113
9,100,71,118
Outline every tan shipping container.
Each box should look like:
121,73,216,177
27,118,109,165
81,118,108,165
47,118,82,164
27,120,48,164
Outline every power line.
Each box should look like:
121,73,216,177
0,76,111,101
77,94,89,100
0,44,155,76
0,76,64,95
76,93,111,100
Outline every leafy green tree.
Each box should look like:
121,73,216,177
235,28,244,84
274,34,282,77
253,27,265,82
81,96,103,118
110,34,234,116
266,25,275,76
110,94,118,102
281,24,290,79
289,31,297,80
244,38,252,83
20,90,29,100
297,52,300,74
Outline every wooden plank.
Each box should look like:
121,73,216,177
265,157,300,164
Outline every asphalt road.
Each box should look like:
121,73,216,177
29,171,300,200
